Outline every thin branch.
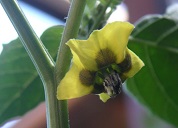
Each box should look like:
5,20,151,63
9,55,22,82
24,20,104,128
54,0,86,128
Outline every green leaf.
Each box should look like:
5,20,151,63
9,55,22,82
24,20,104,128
40,25,64,61
126,10,178,127
86,0,96,10
0,25,63,124
100,0,122,6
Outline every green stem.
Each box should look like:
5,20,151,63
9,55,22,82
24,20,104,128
55,0,86,128
0,0,60,127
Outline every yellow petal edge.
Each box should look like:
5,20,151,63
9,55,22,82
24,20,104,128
124,49,144,78
99,93,110,102
57,63,94,100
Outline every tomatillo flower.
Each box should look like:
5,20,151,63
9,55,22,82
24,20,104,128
57,21,144,102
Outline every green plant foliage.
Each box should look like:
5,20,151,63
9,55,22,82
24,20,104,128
126,9,178,127
100,0,122,7
0,26,63,124
79,0,122,38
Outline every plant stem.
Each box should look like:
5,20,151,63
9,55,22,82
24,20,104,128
0,0,60,127
55,0,86,128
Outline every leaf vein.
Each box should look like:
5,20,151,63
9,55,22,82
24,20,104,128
0,72,39,115
145,46,178,112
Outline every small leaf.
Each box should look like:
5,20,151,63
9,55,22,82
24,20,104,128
100,0,122,6
0,26,63,124
126,9,178,127
86,0,96,10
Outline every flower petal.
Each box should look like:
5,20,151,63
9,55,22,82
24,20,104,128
57,63,94,100
96,21,134,64
123,49,144,78
99,93,110,102
67,39,99,71
66,21,134,71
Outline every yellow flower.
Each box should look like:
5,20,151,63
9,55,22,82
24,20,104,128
57,21,144,102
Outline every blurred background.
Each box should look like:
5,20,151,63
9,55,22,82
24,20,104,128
0,0,177,128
